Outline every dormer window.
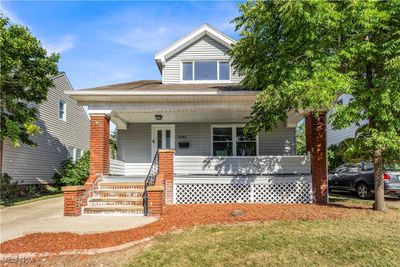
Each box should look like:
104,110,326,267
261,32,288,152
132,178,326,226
182,61,230,81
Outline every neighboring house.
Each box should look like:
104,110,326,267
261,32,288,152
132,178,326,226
327,94,367,146
67,24,321,216
2,72,90,185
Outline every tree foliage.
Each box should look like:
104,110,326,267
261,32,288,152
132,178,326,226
229,0,400,211
296,121,306,155
0,16,59,147
329,1,400,164
229,0,351,134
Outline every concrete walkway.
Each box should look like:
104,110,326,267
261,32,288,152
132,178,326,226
0,196,157,242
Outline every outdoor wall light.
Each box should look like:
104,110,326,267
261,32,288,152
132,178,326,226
155,114,163,120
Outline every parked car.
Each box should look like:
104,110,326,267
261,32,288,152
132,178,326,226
328,162,400,199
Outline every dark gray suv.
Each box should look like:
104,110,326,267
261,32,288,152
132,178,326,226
328,162,400,199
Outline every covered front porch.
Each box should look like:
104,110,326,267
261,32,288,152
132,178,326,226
65,89,328,216
97,91,304,176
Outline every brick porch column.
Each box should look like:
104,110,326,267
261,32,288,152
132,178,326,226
62,186,86,216
305,114,313,153
147,185,164,216
305,112,328,204
87,114,110,184
158,149,175,205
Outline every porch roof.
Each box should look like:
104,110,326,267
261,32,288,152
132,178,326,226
67,80,303,129
66,80,259,103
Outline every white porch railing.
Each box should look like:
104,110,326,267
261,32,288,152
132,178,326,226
174,155,311,176
109,159,125,176
109,159,151,176
173,155,312,204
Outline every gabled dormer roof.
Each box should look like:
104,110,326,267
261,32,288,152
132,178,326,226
154,23,236,71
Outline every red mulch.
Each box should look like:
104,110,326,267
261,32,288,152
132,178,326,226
0,204,369,254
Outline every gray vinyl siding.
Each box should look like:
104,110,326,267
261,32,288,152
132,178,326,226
259,126,296,155
175,123,211,156
117,123,295,163
327,125,358,146
2,73,90,184
162,35,243,84
117,124,152,163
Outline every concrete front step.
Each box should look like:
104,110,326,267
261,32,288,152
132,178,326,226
83,205,144,215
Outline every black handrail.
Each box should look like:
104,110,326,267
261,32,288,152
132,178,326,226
143,150,159,216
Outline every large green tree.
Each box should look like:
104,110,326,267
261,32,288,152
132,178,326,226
0,16,59,172
229,0,400,211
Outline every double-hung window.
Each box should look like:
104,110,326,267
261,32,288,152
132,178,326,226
59,101,66,121
182,61,230,81
236,127,257,156
212,127,233,156
212,126,257,156
67,147,84,162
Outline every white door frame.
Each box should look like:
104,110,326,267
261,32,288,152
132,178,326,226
151,124,175,158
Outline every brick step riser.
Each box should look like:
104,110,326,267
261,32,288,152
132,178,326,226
88,201,143,206
96,185,145,190
94,193,144,198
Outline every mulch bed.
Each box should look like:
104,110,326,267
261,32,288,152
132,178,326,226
0,203,371,254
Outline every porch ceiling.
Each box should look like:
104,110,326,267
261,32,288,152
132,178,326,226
112,107,253,124
107,108,303,129
84,95,304,128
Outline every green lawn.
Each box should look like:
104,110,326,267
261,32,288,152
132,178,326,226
329,194,400,211
0,192,63,208
128,210,400,267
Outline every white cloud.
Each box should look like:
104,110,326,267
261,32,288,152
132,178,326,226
102,2,240,54
43,35,75,54
1,5,25,25
112,26,173,52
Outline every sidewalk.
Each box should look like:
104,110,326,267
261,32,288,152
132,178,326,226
0,196,157,242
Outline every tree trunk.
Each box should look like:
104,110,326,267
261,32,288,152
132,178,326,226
373,148,386,212
0,139,3,174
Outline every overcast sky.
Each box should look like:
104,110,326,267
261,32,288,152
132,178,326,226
2,1,241,90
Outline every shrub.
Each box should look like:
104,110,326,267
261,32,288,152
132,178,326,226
0,173,19,204
53,151,90,186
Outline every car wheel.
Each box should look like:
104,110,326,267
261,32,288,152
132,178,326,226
356,182,371,199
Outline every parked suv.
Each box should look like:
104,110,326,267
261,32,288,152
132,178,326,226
328,162,400,199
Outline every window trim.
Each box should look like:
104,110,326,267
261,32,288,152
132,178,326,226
59,100,66,121
210,124,259,157
180,60,231,83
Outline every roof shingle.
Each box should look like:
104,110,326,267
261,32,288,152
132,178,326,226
79,80,247,92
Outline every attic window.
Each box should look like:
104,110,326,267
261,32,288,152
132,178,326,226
182,61,230,81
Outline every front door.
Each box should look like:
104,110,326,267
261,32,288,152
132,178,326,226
151,125,175,158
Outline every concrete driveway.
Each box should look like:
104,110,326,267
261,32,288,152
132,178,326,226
0,196,157,243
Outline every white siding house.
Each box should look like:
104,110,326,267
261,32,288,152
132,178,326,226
2,73,90,184
67,24,312,215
